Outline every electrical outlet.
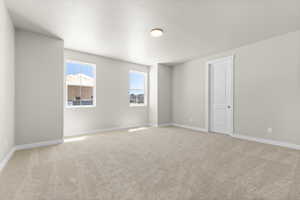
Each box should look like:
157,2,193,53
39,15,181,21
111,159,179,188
267,128,273,133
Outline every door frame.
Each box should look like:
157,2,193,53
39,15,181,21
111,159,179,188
205,55,234,135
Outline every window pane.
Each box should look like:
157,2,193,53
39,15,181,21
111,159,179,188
79,64,95,106
80,64,95,78
67,85,81,106
129,72,145,90
129,89,144,104
129,71,145,105
80,86,94,105
66,61,95,107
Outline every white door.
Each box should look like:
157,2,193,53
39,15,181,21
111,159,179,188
209,56,233,135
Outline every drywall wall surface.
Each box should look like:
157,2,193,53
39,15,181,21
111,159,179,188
149,64,158,126
157,64,172,125
172,59,207,128
0,0,15,161
15,30,64,144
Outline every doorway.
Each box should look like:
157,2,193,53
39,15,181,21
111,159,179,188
207,56,234,135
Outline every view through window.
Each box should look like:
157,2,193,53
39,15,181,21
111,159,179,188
66,61,96,107
129,71,147,106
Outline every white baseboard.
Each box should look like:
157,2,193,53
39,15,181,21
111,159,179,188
232,134,300,150
158,123,173,127
171,123,208,132
65,124,150,137
15,139,63,151
0,139,63,172
149,123,173,127
0,147,16,172
148,123,158,127
171,123,300,150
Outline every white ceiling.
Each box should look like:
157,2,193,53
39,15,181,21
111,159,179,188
5,0,300,66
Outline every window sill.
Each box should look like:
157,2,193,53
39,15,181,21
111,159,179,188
65,105,96,109
130,104,147,107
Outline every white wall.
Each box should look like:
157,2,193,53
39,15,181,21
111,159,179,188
157,64,172,125
149,64,172,126
148,65,158,126
172,30,300,145
15,30,64,145
64,49,149,136
172,60,207,128
0,0,15,161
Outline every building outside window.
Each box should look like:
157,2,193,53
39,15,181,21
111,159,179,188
65,61,96,107
129,70,147,106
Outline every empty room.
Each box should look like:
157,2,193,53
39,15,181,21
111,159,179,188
1,0,300,199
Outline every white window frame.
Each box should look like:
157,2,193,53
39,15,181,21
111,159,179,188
129,70,148,107
65,60,96,108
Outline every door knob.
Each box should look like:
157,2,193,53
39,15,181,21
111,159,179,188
227,105,231,109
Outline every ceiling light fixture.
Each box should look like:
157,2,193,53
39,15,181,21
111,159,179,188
150,28,164,37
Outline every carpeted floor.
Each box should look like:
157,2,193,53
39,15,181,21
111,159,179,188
1,126,300,200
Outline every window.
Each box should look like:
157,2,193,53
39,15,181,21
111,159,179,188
129,71,147,106
65,60,96,107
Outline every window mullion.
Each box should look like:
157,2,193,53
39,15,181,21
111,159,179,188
79,65,82,105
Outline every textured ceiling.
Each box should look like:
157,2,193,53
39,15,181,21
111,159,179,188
5,0,300,65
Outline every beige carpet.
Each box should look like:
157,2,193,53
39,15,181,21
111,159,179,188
1,126,300,200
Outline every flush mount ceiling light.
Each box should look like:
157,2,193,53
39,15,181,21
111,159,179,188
150,28,164,37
